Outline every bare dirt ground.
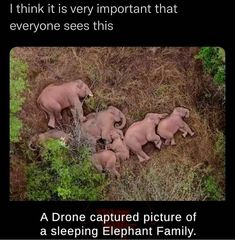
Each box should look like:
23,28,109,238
10,47,225,201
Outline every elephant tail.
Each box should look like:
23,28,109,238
36,96,43,110
37,97,49,119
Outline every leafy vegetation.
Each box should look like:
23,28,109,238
202,175,223,200
196,47,225,85
27,139,107,201
10,55,28,143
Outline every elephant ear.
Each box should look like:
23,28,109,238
76,80,84,88
145,113,155,122
145,113,154,120
108,106,116,113
145,113,162,125
175,107,189,118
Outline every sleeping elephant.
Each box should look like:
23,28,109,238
28,129,71,151
157,107,195,145
37,80,93,128
125,113,168,162
92,150,120,178
107,130,130,161
82,106,126,145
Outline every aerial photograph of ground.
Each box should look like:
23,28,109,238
10,47,225,201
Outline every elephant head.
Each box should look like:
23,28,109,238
173,107,190,118
76,80,93,98
110,129,124,140
145,113,168,125
107,106,126,129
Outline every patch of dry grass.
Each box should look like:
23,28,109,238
10,155,26,201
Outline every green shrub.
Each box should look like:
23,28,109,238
27,139,107,201
195,47,225,85
202,175,223,200
10,55,28,143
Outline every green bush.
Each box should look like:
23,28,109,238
10,55,28,143
195,47,225,85
202,175,223,200
27,139,107,201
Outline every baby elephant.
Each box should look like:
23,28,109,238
29,129,71,150
107,130,129,161
92,150,120,179
157,107,195,145
125,113,168,162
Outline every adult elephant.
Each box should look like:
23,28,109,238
82,106,126,145
125,113,168,162
37,80,93,128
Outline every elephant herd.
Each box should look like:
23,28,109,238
29,80,195,178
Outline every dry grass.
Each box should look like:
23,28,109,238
10,47,225,200
10,155,26,201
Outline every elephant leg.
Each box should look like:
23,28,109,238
147,133,161,148
106,157,120,179
165,139,171,145
71,101,85,123
170,138,176,145
115,160,121,168
108,167,120,179
137,150,150,162
114,169,121,179
94,163,103,172
92,158,103,172
48,112,56,128
70,108,78,123
43,111,48,120
154,139,162,149
179,127,188,138
182,122,194,136
55,111,62,124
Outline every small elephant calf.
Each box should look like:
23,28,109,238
107,130,129,161
91,150,120,179
157,107,195,145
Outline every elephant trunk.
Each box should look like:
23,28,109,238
116,112,126,129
